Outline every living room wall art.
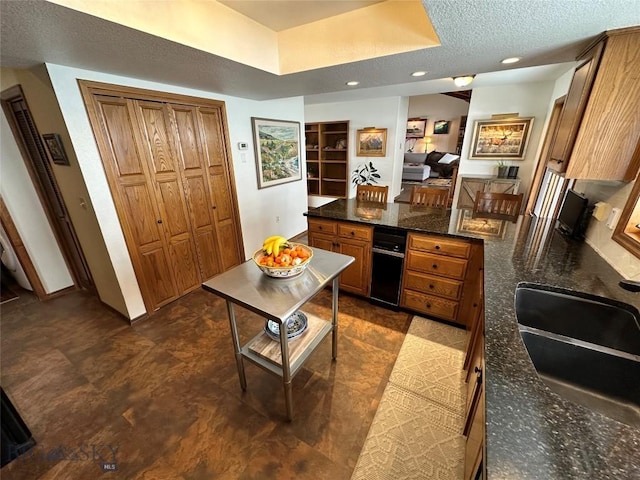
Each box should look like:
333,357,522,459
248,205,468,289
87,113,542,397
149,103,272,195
251,117,302,189
406,119,427,138
356,128,387,157
433,120,450,134
469,117,534,160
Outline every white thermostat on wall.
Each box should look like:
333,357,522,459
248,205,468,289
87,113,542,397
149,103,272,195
238,142,248,150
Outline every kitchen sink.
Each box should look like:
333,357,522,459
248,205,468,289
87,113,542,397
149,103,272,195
515,283,640,427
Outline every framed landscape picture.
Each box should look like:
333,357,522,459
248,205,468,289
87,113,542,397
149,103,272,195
356,128,387,157
469,117,534,160
433,120,450,134
42,133,70,166
406,119,427,138
251,117,302,189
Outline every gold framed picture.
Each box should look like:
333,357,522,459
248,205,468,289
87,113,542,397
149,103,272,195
356,128,387,157
469,117,534,160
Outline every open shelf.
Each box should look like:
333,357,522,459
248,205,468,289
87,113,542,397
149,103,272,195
306,121,350,198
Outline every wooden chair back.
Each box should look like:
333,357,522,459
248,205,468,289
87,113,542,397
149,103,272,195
356,185,389,203
410,186,450,209
472,191,523,223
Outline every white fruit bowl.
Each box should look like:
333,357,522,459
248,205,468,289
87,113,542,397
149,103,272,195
252,243,313,278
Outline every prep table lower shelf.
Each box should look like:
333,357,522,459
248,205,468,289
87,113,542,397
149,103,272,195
245,312,332,377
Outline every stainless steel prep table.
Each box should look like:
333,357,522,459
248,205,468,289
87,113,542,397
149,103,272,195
202,247,354,420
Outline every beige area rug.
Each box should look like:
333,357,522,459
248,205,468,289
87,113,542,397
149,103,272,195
351,316,468,480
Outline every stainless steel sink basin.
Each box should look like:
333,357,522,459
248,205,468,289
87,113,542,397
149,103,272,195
515,282,640,427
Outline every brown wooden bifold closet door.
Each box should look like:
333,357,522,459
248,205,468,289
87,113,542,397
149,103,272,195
81,83,243,313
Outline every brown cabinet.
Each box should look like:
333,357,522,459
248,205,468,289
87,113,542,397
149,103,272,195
305,121,350,197
457,176,520,209
307,218,372,296
81,82,243,313
400,233,481,327
547,27,640,181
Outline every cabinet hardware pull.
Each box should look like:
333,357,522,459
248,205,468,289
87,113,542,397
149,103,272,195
350,231,355,235
429,284,435,289
319,226,323,230
157,219,163,224
426,302,431,308
474,366,481,373
432,264,438,269
212,205,217,209
435,245,440,250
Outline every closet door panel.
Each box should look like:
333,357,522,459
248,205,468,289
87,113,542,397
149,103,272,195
95,96,179,309
173,108,202,170
170,104,223,278
121,183,162,247
135,101,200,294
140,247,178,306
99,101,145,176
199,108,242,270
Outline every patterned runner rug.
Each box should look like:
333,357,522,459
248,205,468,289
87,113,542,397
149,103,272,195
351,317,467,479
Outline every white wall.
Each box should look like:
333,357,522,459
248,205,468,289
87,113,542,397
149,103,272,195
46,63,307,319
407,94,470,153
305,96,408,204
0,112,74,293
453,81,556,207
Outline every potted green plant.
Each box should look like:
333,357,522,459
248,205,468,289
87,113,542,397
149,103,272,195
351,162,380,185
496,160,509,178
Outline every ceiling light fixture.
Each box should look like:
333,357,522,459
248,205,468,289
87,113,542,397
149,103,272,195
501,57,521,64
453,75,475,87
346,81,359,86
411,71,427,77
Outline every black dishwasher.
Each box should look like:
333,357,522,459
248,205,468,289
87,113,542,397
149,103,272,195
370,227,407,307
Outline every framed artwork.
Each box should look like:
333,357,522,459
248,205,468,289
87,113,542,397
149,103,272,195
251,117,301,189
42,133,70,166
433,120,450,134
469,117,534,160
456,209,507,238
406,119,427,138
356,128,387,157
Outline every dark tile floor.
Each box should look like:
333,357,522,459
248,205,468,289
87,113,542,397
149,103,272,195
1,285,412,479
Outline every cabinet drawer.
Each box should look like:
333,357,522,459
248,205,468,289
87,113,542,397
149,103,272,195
401,290,459,322
406,251,468,280
408,234,471,258
403,271,463,300
338,223,372,241
308,218,337,235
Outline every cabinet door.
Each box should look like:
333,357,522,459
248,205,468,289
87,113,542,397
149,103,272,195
337,238,371,296
464,387,485,480
547,41,604,173
308,231,335,253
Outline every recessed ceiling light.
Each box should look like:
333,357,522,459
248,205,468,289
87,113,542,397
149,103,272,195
411,71,427,77
346,81,359,86
501,57,521,64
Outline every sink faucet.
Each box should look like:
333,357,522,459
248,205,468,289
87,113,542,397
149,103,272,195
619,280,640,293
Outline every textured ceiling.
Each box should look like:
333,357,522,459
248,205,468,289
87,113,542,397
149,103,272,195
1,0,639,101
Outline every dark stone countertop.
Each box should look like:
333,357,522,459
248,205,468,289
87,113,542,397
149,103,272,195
305,198,640,479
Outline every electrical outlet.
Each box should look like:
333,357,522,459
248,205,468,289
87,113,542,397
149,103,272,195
606,207,622,230
275,216,280,223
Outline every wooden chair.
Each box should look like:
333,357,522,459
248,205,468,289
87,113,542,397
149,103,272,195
472,191,523,223
356,185,389,203
409,186,450,209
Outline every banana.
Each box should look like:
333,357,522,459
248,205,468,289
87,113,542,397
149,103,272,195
271,237,285,257
262,235,280,248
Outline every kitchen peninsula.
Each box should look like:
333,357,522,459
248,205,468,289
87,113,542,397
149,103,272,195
305,198,640,479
